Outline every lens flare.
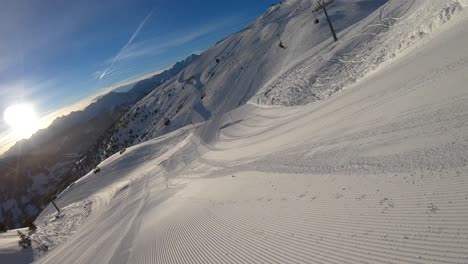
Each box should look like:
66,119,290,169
3,104,40,138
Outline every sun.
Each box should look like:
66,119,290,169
3,104,40,139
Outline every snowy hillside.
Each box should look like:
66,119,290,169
0,99,128,229
66,54,200,182
2,0,468,263
101,0,466,153
0,54,198,229
253,0,467,105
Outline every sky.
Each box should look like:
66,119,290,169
0,0,277,154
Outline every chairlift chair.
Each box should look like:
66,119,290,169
276,34,287,49
279,41,287,49
313,11,320,24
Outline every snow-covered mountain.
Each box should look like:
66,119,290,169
0,54,198,228
2,0,468,263
0,96,129,229
91,0,464,153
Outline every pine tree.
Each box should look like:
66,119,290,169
17,231,32,248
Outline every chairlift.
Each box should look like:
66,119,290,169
313,11,320,24
276,34,287,49
279,41,287,49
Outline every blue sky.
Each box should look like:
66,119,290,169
0,0,277,152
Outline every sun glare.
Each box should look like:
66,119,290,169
3,104,40,139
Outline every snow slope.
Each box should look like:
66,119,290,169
2,0,468,263
0,53,197,229
101,0,466,154
13,4,468,263
101,0,390,149
253,0,467,105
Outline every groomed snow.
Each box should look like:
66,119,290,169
18,9,468,264
1,0,468,263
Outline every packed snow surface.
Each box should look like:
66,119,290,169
29,16,468,264
2,0,468,263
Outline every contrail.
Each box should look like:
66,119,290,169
100,9,155,80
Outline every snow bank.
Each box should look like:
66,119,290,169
32,200,92,257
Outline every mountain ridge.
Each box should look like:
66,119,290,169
0,53,199,228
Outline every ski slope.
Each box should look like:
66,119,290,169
1,0,468,263
105,0,391,147
20,8,468,264
105,0,466,152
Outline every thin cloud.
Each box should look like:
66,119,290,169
100,9,156,80
97,15,240,82
39,67,165,130
122,16,240,60
0,130,16,155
